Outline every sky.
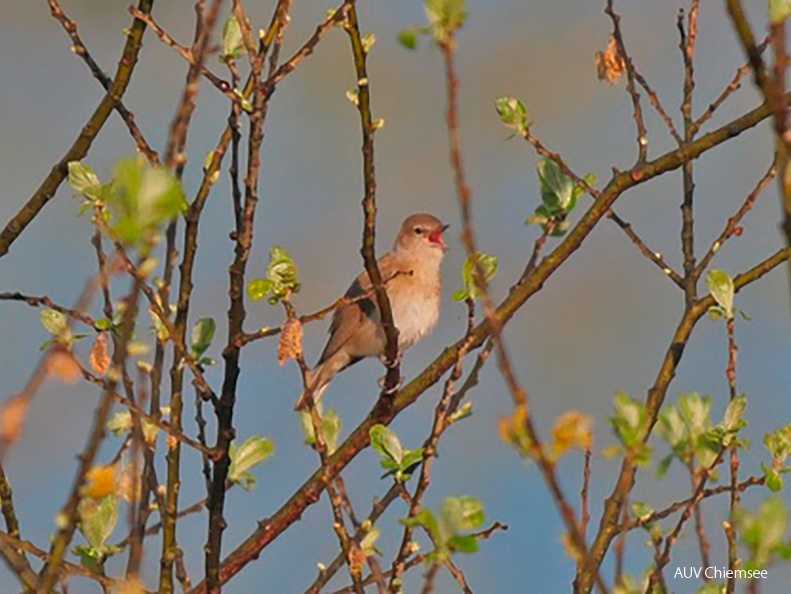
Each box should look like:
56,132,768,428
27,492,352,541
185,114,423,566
0,0,790,592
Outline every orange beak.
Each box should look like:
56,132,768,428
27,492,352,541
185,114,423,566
428,224,450,250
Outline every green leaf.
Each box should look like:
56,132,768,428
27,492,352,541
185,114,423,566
657,454,674,478
369,424,403,465
723,395,747,434
441,495,485,534
609,392,647,448
191,317,216,358
398,28,422,49
449,535,478,554
221,15,247,59
228,436,275,489
323,409,342,454
106,157,187,245
360,526,381,557
770,0,791,24
631,501,654,524
707,270,734,318
538,158,575,213
67,161,103,201
95,318,113,331
74,544,104,573
41,309,68,336
247,278,274,301
78,496,118,551
425,0,468,42
455,252,498,301
766,468,783,492
495,97,529,135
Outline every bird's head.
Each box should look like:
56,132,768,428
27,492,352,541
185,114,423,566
394,213,449,258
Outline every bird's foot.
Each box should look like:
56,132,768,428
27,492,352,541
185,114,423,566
377,374,403,394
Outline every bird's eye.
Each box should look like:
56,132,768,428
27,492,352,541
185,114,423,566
414,227,424,235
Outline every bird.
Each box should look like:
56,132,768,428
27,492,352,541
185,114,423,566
295,213,448,410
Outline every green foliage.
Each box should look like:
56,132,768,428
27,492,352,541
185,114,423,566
527,158,595,237
191,317,217,365
763,424,791,492
656,392,748,478
495,97,529,136
401,495,485,561
247,246,301,305
707,270,734,319
221,15,247,60
360,525,382,557
737,498,791,570
67,162,102,202
369,424,424,482
106,409,162,444
769,0,791,24
425,0,467,43
69,158,187,246
397,0,467,50
228,436,275,491
452,252,498,302
602,392,652,468
74,496,121,571
300,405,342,454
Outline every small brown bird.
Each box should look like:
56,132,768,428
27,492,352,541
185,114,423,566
296,213,448,410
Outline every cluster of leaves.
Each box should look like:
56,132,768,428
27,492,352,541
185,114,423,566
247,246,301,305
369,424,424,483
656,393,748,478
602,392,652,468
527,158,595,237
398,0,467,50
763,424,791,492
300,405,342,454
74,495,121,573
737,498,791,570
228,436,275,491
68,158,187,247
452,251,498,302
401,496,485,561
495,97,529,136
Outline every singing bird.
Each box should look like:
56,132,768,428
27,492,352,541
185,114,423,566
295,213,449,410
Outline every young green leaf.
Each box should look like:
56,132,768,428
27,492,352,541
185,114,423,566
78,496,118,552
453,252,498,302
228,436,275,491
247,278,274,301
191,317,216,358
67,161,103,201
707,270,734,318
495,97,528,135
41,309,68,336
221,15,247,59
369,424,403,465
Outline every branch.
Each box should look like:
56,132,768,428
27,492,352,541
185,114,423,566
195,88,789,594
0,0,155,259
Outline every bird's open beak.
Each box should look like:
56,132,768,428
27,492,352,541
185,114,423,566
428,224,450,250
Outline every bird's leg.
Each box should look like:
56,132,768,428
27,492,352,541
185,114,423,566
377,350,403,394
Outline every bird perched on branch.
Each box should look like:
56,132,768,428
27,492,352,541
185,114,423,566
295,213,449,410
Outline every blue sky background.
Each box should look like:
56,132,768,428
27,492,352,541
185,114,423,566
1,1,790,592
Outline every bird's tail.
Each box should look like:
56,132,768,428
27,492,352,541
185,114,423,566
294,367,323,411
294,352,349,411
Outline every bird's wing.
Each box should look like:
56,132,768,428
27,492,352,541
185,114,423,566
317,253,399,365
